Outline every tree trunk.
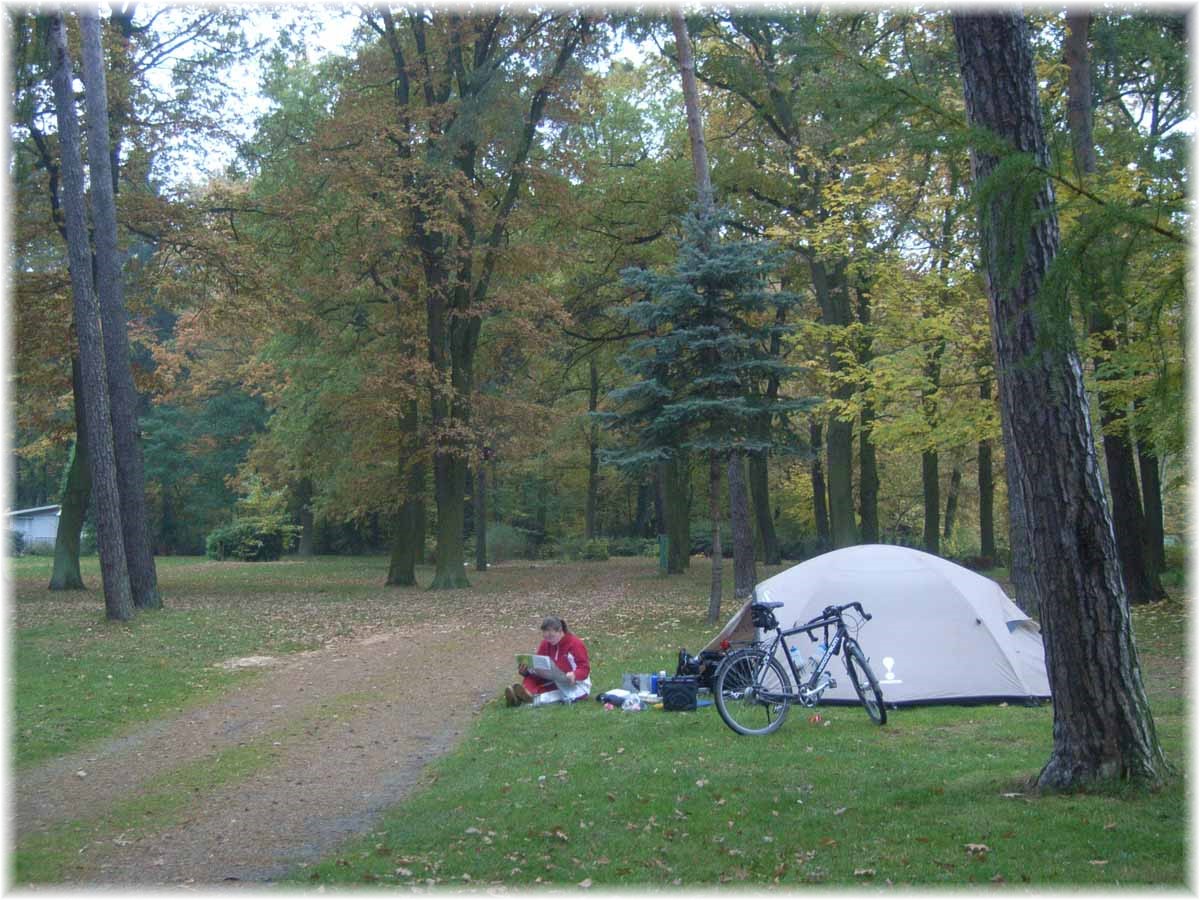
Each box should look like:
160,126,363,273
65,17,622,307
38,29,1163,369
811,260,857,548
955,10,1165,789
1137,442,1166,575
50,14,132,621
728,451,756,598
664,455,691,574
654,462,668,573
1098,409,1164,604
387,400,423,586
669,10,714,211
474,459,487,572
809,419,830,548
296,477,315,557
1063,12,1097,181
922,450,940,554
748,451,780,565
978,379,996,563
858,406,880,544
79,11,160,611
707,453,723,624
944,463,963,541
585,358,600,540
855,279,879,544
50,358,90,591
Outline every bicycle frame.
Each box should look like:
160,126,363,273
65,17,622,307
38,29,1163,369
757,614,847,703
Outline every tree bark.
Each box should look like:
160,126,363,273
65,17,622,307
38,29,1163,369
809,418,830,548
1137,441,1166,575
944,463,963,542
728,452,756,598
748,451,780,565
922,450,940,555
955,10,1165,789
707,453,723,624
474,458,487,572
1063,12,1097,181
811,260,857,548
49,12,132,621
79,11,160,610
296,478,315,558
50,358,90,591
978,378,996,562
669,9,714,211
855,280,880,544
387,400,423,587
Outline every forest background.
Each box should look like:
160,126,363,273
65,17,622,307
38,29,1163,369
9,7,1189,617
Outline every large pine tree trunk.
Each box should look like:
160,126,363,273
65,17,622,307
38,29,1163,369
50,358,90,591
707,453,723,624
49,13,131,621
728,452,756,598
79,11,160,610
955,10,1165,789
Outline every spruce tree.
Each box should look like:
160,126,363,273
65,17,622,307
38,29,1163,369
600,204,810,618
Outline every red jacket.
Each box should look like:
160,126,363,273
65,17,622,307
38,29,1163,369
536,632,590,682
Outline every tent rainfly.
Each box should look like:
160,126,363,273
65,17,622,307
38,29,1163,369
703,544,1051,706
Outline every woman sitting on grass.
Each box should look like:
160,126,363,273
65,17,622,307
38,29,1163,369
506,616,591,706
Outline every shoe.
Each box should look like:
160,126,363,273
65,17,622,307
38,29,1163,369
504,686,518,707
512,683,534,704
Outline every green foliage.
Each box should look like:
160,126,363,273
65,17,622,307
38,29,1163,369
606,537,659,558
10,531,26,556
484,523,533,563
602,204,812,468
206,478,300,561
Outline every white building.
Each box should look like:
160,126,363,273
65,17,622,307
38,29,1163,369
7,505,62,551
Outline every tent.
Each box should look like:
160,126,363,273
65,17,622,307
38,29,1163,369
703,544,1051,706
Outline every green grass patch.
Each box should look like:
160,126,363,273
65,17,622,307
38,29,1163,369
285,579,1186,889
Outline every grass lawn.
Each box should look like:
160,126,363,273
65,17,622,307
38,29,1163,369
10,553,1189,887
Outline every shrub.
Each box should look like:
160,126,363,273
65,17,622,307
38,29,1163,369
607,536,658,557
10,531,24,557
581,539,610,561
206,521,294,561
486,523,531,563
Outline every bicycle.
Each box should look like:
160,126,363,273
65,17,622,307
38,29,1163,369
712,599,887,735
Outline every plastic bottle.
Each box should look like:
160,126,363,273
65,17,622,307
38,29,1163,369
805,642,828,678
791,645,812,680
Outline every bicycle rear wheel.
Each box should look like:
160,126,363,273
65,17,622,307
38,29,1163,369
844,640,887,725
713,648,792,736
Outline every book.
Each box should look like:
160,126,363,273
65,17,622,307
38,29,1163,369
516,653,573,691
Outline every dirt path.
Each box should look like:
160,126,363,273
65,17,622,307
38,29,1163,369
16,619,532,886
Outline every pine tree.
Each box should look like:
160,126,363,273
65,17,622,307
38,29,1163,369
600,204,810,621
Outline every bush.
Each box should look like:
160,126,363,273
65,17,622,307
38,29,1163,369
607,536,659,558
486,523,532,563
206,520,294,562
10,531,24,557
558,536,610,561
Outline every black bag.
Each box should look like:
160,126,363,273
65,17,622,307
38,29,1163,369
661,676,698,711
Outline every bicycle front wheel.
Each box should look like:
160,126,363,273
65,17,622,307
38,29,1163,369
844,640,887,725
713,648,792,736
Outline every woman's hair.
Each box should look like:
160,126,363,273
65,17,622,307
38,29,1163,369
540,615,569,633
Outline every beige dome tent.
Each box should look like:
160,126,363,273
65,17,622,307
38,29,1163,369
703,544,1051,706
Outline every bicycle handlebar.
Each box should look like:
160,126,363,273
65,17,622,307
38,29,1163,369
801,601,872,639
